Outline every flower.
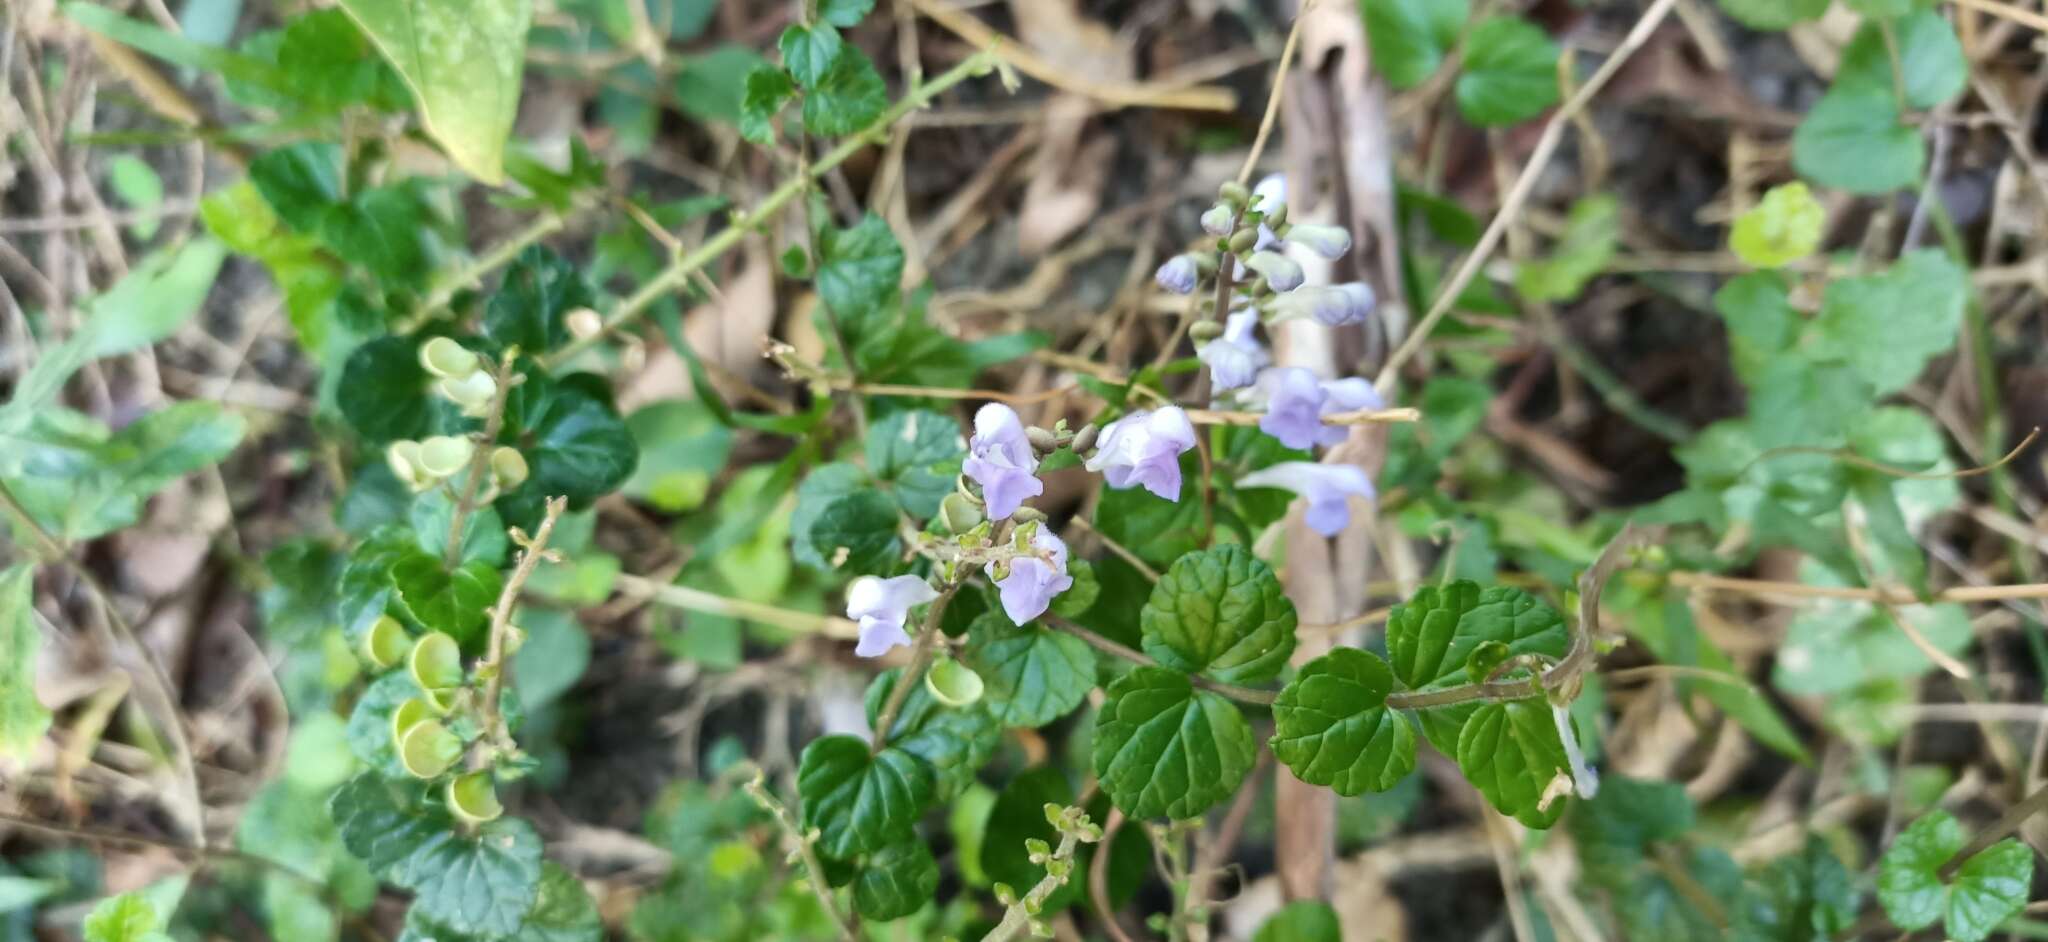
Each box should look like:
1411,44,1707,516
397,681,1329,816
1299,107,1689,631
1273,285,1353,326
846,575,940,657
1256,368,1387,449
1245,251,1304,292
1085,406,1197,500
1198,310,1269,391
1237,462,1375,536
1285,223,1352,259
1200,202,1236,236
1335,282,1377,324
1155,254,1199,295
989,527,1074,625
964,403,1044,520
1253,174,1287,214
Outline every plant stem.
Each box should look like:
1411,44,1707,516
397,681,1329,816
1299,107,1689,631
444,357,520,568
1045,615,1278,705
744,774,858,942
1667,570,2048,605
411,213,565,327
1939,778,2048,881
608,572,861,637
480,497,566,745
869,581,961,752
542,49,1000,370
979,831,1081,942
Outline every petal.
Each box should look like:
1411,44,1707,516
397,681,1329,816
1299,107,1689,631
1302,497,1352,537
854,616,914,657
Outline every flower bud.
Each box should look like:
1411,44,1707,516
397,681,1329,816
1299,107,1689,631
1199,202,1235,236
361,614,410,669
1227,227,1259,254
398,719,462,779
1189,319,1224,342
448,771,505,823
418,337,480,379
1154,254,1199,295
1218,180,1250,207
1287,223,1352,259
565,306,603,340
387,440,431,492
1025,426,1058,454
1263,201,1289,231
490,446,529,490
416,436,474,480
1070,424,1098,454
1245,251,1304,292
935,491,985,535
436,370,497,418
924,657,985,707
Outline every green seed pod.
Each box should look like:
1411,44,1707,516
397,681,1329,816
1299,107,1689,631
422,685,462,714
925,658,985,707
361,614,410,669
935,491,985,535
415,436,474,479
447,771,505,823
418,337,480,379
398,719,462,779
389,696,433,747
489,446,529,490
1264,201,1289,230
408,631,464,692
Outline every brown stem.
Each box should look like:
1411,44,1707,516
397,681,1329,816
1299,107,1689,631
444,357,521,568
480,497,566,745
869,581,961,752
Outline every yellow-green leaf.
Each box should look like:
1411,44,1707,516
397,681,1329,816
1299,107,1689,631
338,0,532,183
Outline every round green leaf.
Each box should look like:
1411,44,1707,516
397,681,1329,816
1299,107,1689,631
1453,699,1570,829
400,817,545,938
852,840,939,921
1454,17,1560,127
864,669,1001,800
484,245,592,354
797,734,936,858
1835,11,1965,111
964,612,1096,729
1384,581,1567,692
804,490,901,576
1253,900,1343,942
1731,182,1825,269
1091,666,1256,820
1879,811,2035,942
1364,0,1468,89
495,370,638,527
865,409,964,519
1793,88,1923,195
390,554,503,651
1270,648,1416,795
338,336,461,444
1140,544,1297,684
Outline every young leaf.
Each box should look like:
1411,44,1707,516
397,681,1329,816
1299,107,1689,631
852,840,939,921
1793,87,1923,194
779,22,842,87
1253,900,1344,942
819,0,875,27
1514,193,1619,302
1270,648,1416,795
1453,699,1571,828
1363,0,1467,89
1454,17,1560,127
337,0,532,183
865,409,965,518
964,612,1096,729
1139,545,1297,684
1811,249,1966,397
1730,183,1825,269
1834,10,1966,110
740,65,796,145
797,734,936,858
801,43,888,136
1878,811,2033,942
484,246,594,355
1384,581,1568,692
815,213,905,326
249,142,344,232
82,893,171,942
1091,666,1257,820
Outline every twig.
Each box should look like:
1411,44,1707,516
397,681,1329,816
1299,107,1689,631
1233,0,1314,187
543,50,1002,369
1374,0,1683,395
1089,809,1140,942
1749,426,2040,482
607,572,860,638
1939,777,2048,881
480,497,566,743
411,214,566,326
1666,571,2048,605
1044,615,1278,705
906,0,1234,112
1948,0,2048,33
444,357,521,567
980,831,1084,942
0,810,326,892
744,773,859,942
869,582,961,752
1068,516,1161,582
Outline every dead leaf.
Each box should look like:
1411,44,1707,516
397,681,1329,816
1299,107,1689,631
1017,96,1114,253
1005,0,1132,84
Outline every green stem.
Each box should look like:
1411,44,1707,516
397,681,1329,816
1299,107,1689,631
745,773,858,942
444,356,520,568
410,213,565,329
870,582,961,752
542,49,1000,370
978,831,1081,942
1045,615,1277,705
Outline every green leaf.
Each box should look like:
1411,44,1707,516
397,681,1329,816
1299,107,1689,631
964,612,1096,729
1811,249,1966,396
790,463,884,572
801,43,887,136
331,772,448,876
108,155,164,240
1568,774,1694,885
1362,0,1467,89
1269,648,1416,795
1253,901,1343,942
338,337,453,444
1454,699,1570,828
1878,811,2033,942
511,862,604,942
4,401,246,541
496,370,639,527
1730,182,1825,269
511,608,590,711
816,212,905,325
1716,0,1830,30
1092,459,1203,567
62,2,290,95
1793,87,1923,194
318,185,433,289
409,490,510,567
1454,17,1559,127
865,668,1001,800
866,409,965,519
337,0,532,182
1735,837,1859,942
1835,10,1966,110
803,491,901,576
797,734,936,858
819,0,875,27
1514,193,1619,302
1139,545,1297,684
1092,666,1257,820
485,246,594,355
390,553,503,650
345,671,421,779
398,820,546,939
673,44,767,125
779,23,841,87
852,840,938,921
250,142,343,231
1773,598,1971,695
1385,581,1568,692
740,65,795,144
1847,0,1918,18
82,893,171,942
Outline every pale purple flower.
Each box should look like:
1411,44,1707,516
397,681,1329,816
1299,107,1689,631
1155,254,1199,295
1237,462,1376,536
964,403,1043,520
847,575,940,657
988,527,1073,625
1200,203,1235,236
1252,174,1287,214
1334,282,1377,325
1256,368,1387,450
1273,286,1354,326
1245,251,1303,292
1085,406,1197,501
1286,224,1352,259
1198,310,1268,391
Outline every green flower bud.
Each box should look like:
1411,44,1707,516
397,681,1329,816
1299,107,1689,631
398,719,462,779
1227,226,1259,254
408,631,464,692
418,337,481,379
1219,180,1250,208
361,614,410,669
994,883,1018,906
415,436,474,479
1024,837,1050,863
1264,201,1289,230
490,446,529,490
447,771,504,823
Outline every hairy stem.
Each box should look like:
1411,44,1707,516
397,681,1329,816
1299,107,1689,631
869,581,961,752
979,831,1082,942
745,773,859,942
480,497,566,746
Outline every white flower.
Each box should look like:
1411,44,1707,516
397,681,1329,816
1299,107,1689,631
1085,406,1197,501
1285,223,1352,259
1252,174,1287,214
846,575,940,657
1237,461,1376,536
1245,251,1304,292
1198,310,1269,391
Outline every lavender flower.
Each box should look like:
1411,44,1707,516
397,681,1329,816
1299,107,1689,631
989,527,1074,625
1200,202,1236,236
1273,285,1354,326
1335,282,1377,324
1253,174,1287,214
1256,368,1387,449
846,574,940,657
1155,254,1199,295
964,403,1044,520
1285,223,1352,259
1198,310,1269,391
1245,251,1304,292
1237,462,1376,536
1085,406,1197,501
